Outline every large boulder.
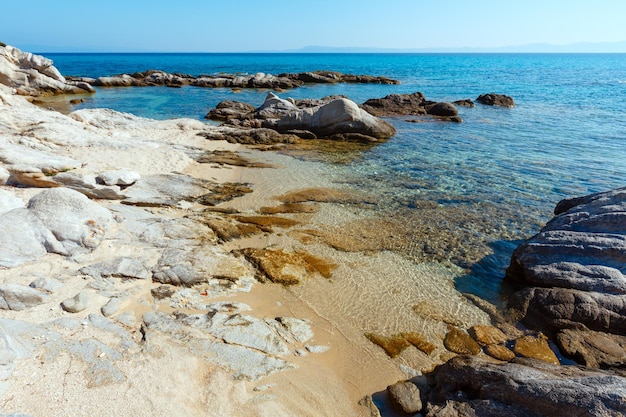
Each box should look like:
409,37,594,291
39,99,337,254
27,188,113,256
506,186,626,367
272,97,396,141
0,44,94,95
0,208,66,268
423,355,626,417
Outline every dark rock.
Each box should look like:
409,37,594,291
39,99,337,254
425,102,459,117
476,93,515,107
205,100,255,121
556,328,626,368
453,99,475,107
506,186,626,368
199,127,299,145
424,355,626,417
360,92,427,117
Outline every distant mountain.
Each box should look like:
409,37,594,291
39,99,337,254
282,41,626,53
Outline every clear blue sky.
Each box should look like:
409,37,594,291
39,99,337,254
2,0,626,52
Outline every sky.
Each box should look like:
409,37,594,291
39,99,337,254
2,0,626,52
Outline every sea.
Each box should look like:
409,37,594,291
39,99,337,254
45,52,626,305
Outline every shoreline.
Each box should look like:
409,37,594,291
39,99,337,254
2,45,625,417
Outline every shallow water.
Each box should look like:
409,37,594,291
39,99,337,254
47,52,626,305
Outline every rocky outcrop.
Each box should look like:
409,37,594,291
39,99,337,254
73,69,398,90
476,93,515,107
270,97,396,141
204,93,396,143
0,44,94,96
360,92,461,122
506,186,626,368
420,356,626,417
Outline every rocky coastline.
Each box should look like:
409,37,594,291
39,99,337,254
66,69,399,91
1,44,624,417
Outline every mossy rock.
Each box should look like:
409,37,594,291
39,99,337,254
443,327,481,355
365,333,411,358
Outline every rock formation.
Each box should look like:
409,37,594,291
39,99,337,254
0,44,94,95
204,92,396,143
69,69,399,90
506,186,626,368
360,92,462,122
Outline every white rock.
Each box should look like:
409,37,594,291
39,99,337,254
97,170,141,186
0,208,66,268
0,189,24,215
27,188,113,255
0,44,93,95
0,283,50,310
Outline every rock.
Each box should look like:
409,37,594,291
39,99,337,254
513,335,559,365
200,127,299,145
52,171,125,200
152,246,253,287
556,328,626,368
197,150,274,168
453,99,474,107
275,317,314,343
0,208,66,268
360,92,427,116
468,325,508,346
506,186,626,367
28,188,113,256
271,97,396,141
0,44,94,95
236,248,336,285
358,395,383,417
254,92,299,119
424,355,626,417
425,102,459,117
84,70,397,91
142,310,298,380
0,141,82,187
443,327,481,355
0,189,24,215
387,381,423,414
97,170,141,186
204,100,255,121
0,283,50,310
122,173,217,206
101,297,121,317
476,93,515,107
484,344,516,361
61,291,90,313
0,165,9,184
365,333,411,358
29,276,63,293
80,257,151,280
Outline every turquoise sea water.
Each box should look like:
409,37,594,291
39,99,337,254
46,53,626,303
